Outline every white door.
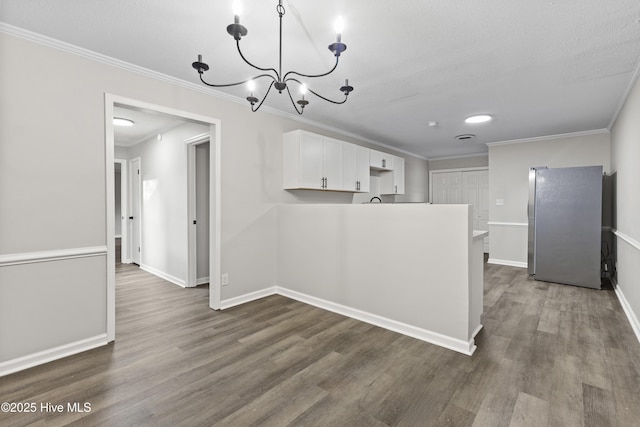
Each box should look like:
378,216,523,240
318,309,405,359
431,173,448,204
195,142,210,284
462,171,480,230
130,157,142,265
432,172,463,204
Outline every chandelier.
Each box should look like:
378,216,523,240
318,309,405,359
191,0,354,115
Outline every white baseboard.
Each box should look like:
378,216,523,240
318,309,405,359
220,286,476,355
197,276,210,286
0,334,109,377
140,264,186,287
278,287,476,355
613,281,640,345
220,287,278,310
472,324,483,339
488,258,527,268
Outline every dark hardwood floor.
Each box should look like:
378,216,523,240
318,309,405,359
2,251,640,426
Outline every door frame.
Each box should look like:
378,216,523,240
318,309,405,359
186,133,210,288
105,94,222,343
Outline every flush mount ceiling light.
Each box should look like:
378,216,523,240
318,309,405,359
113,117,134,127
465,114,493,124
191,0,354,115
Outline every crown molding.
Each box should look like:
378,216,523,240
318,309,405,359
608,54,640,131
486,129,609,148
0,23,429,161
428,152,488,161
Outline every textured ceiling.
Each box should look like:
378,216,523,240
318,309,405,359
2,0,640,158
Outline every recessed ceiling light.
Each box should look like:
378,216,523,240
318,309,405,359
427,121,438,127
455,134,476,141
465,114,492,124
113,117,134,127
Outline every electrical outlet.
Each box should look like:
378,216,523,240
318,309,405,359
221,273,229,286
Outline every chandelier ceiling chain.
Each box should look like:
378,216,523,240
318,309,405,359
191,0,354,115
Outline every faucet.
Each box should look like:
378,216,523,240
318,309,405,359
370,196,382,203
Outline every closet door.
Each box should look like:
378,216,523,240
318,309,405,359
462,171,480,230
432,171,462,204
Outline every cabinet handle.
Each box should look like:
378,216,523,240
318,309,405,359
395,185,398,193
382,159,386,168
321,177,325,189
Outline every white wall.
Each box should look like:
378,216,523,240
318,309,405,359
487,132,611,266
610,74,640,340
277,204,477,353
429,155,488,171
0,31,430,371
128,123,209,286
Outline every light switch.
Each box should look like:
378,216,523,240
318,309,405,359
496,199,504,206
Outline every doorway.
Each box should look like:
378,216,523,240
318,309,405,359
114,158,129,264
105,94,222,343
129,157,142,265
186,136,211,287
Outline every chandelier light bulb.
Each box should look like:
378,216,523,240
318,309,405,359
334,16,344,42
300,84,308,96
232,1,242,22
247,79,255,93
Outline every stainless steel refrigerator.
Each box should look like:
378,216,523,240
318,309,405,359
527,166,602,289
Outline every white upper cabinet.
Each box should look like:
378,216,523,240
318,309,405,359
283,130,403,194
380,155,405,195
343,143,370,192
283,130,343,190
370,149,393,170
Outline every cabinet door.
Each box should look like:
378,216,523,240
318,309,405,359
370,149,392,170
298,132,325,189
355,146,370,192
342,143,358,192
323,137,343,191
393,156,405,194
380,155,405,195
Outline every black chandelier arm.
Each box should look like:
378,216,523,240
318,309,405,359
250,81,276,112
285,86,305,115
198,73,276,89
236,40,281,81
283,56,340,81
286,78,350,105
307,87,349,105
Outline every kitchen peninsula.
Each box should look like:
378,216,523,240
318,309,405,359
276,203,486,355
